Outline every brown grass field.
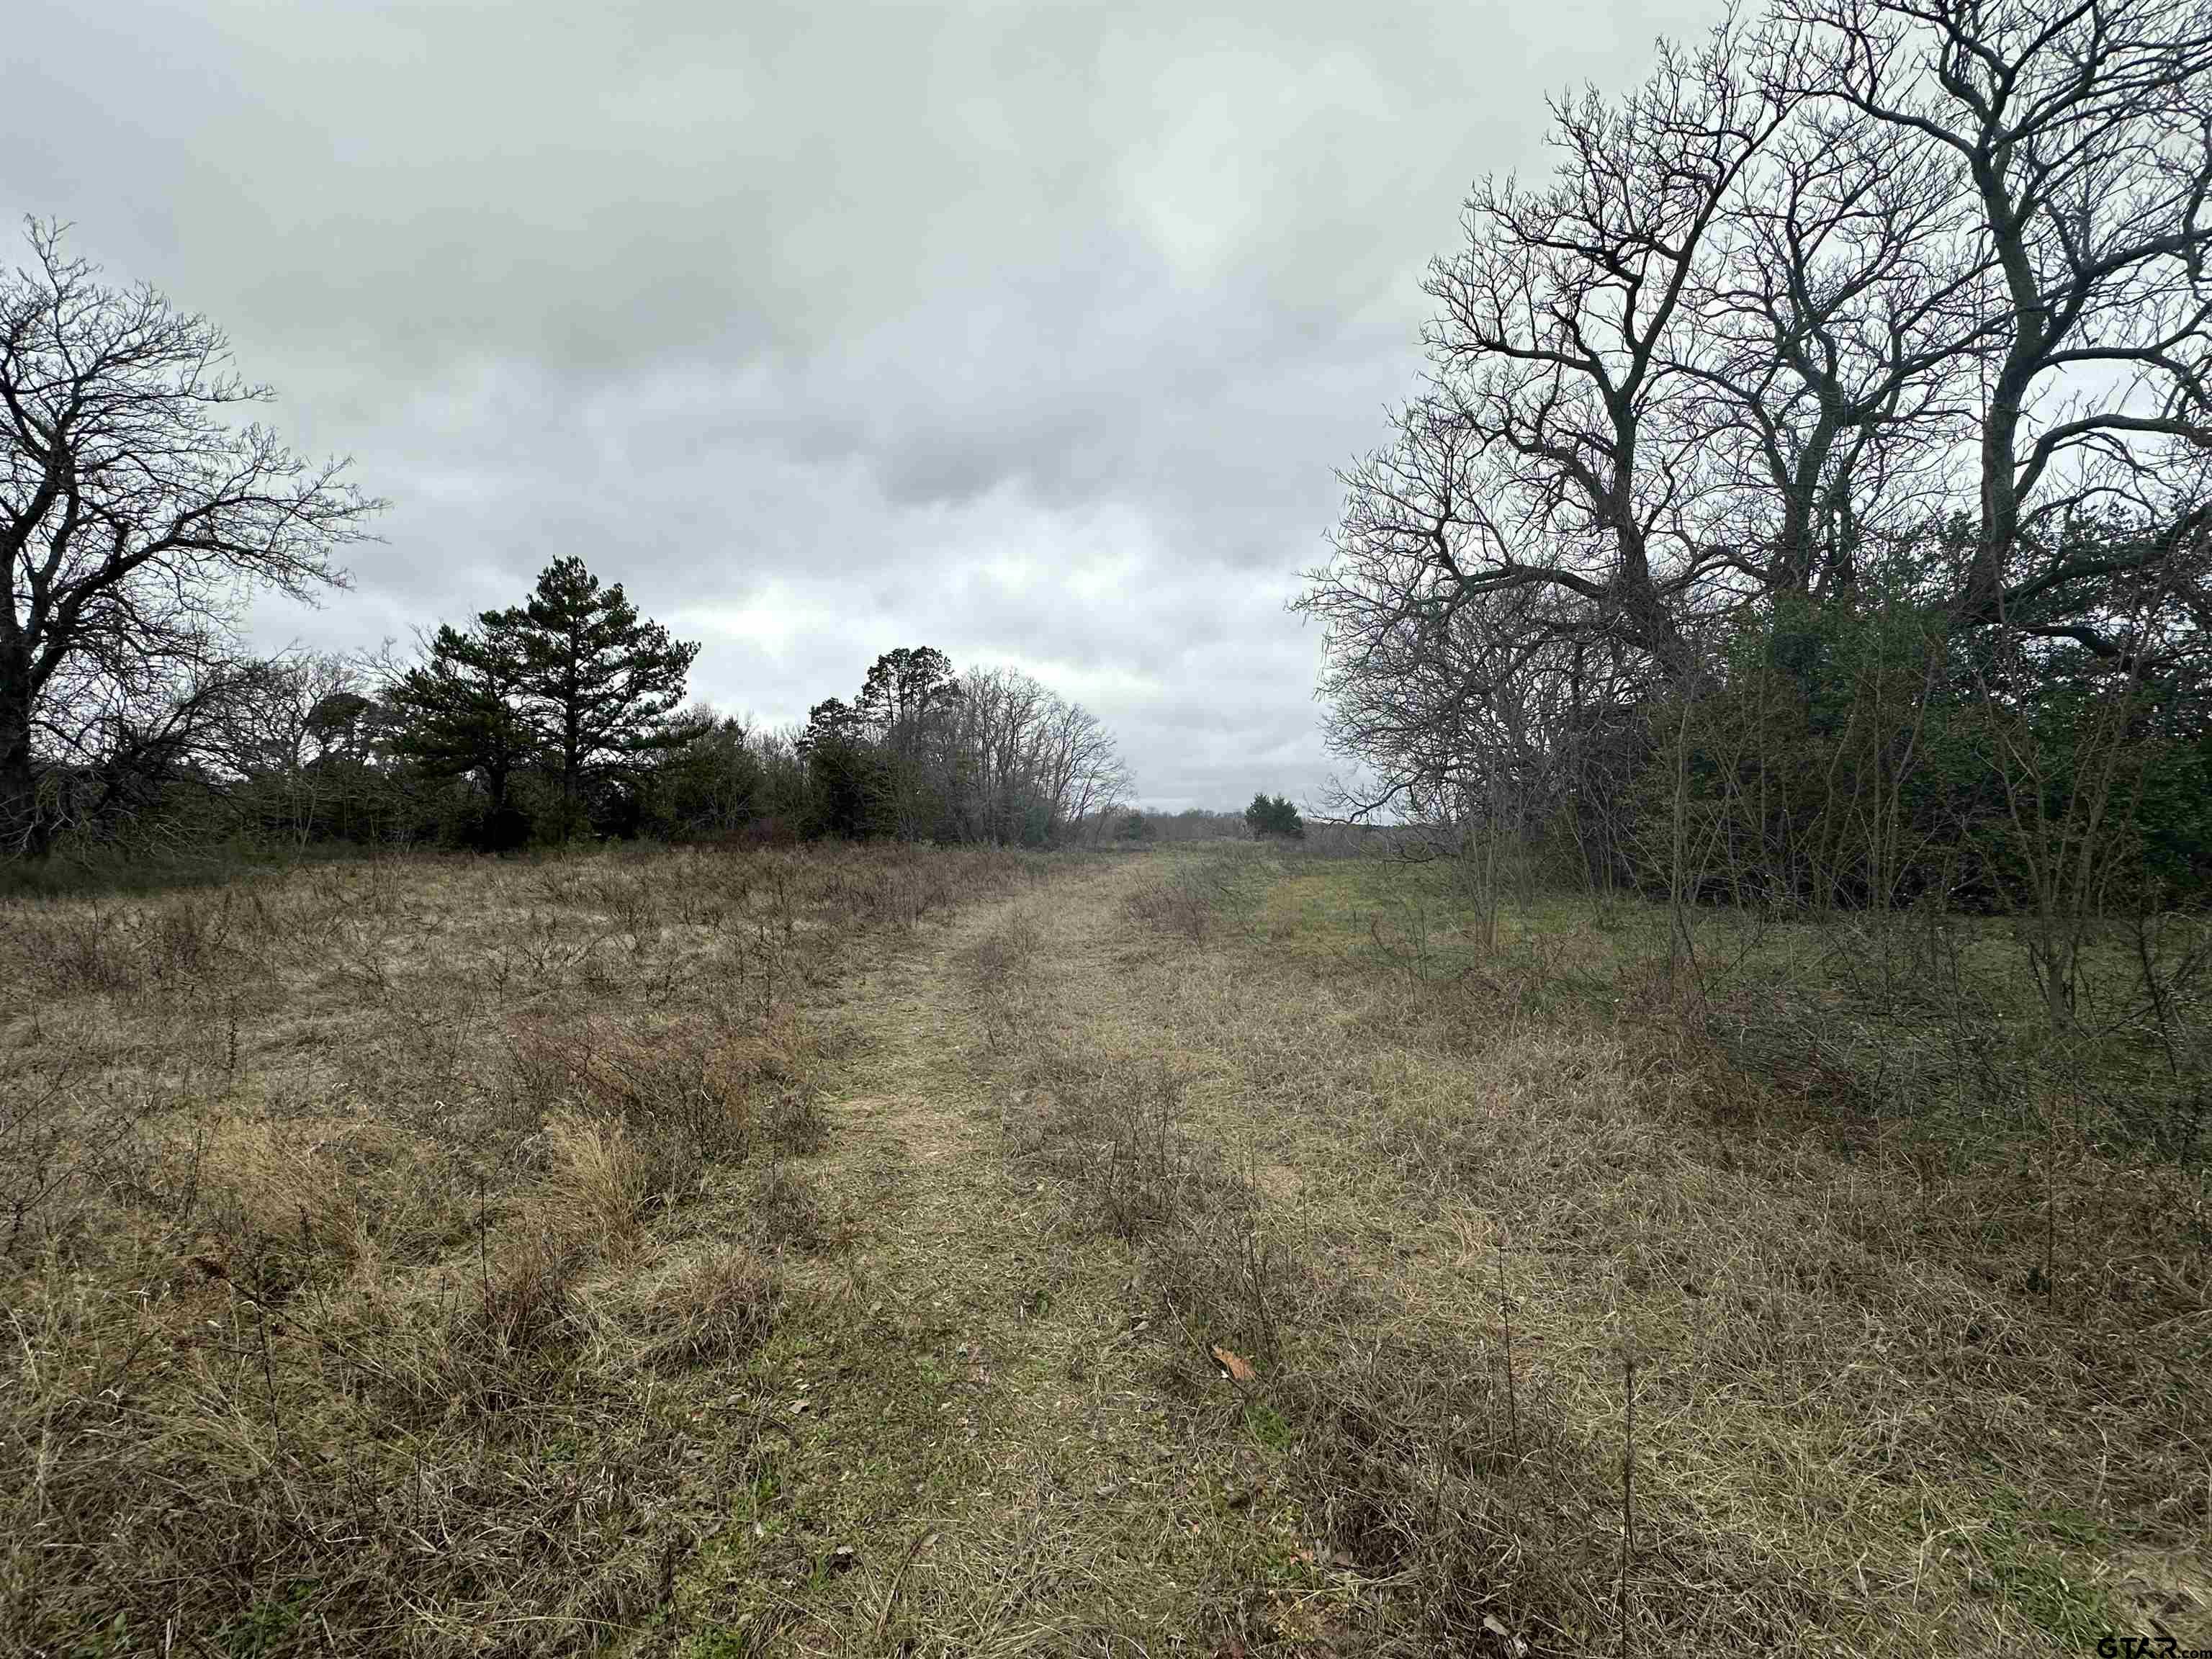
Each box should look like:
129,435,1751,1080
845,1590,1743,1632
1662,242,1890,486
4,841,2207,1656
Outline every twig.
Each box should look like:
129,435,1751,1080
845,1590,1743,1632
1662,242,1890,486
256,1298,288,1465
1619,1347,1637,1659
1497,1244,1520,1465
874,1527,938,1637
475,1172,490,1319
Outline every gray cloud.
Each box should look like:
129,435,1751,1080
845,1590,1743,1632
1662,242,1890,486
10,0,1725,811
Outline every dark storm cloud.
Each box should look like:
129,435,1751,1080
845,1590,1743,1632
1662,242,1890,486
8,0,1725,810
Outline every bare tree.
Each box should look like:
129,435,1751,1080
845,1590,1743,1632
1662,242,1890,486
214,651,382,845
30,645,276,852
0,222,379,855
950,665,1050,842
1783,0,2212,647
1303,0,2212,902
1037,694,1131,835
217,652,374,778
1684,46,1991,595
946,665,1130,843
1408,22,1789,675
1302,21,1791,859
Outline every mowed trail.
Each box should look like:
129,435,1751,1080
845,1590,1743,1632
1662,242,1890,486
662,845,2205,1658
662,853,1313,1658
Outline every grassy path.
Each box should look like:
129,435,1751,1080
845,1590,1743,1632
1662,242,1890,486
652,845,2211,1658
659,853,1315,1658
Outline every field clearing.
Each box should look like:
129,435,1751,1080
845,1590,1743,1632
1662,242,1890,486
0,842,1059,1655
5,841,2208,1656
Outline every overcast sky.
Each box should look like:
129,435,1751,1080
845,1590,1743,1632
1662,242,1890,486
9,0,1723,811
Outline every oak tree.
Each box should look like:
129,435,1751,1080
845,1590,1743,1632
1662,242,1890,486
0,224,378,855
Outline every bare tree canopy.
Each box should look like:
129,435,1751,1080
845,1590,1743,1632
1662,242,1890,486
1783,0,2212,632
1303,0,2212,827
792,650,1130,844
0,221,381,853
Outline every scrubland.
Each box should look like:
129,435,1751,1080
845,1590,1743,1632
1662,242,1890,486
1035,848,2212,1656
5,840,2207,1657
0,843,1053,1655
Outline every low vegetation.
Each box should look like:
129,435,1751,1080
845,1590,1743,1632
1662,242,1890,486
0,840,1055,1654
8,835,2206,1655
1025,844,2211,1655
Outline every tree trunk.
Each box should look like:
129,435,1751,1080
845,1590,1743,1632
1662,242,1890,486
562,680,583,837
1965,148,2042,626
1969,387,2026,621
0,645,52,858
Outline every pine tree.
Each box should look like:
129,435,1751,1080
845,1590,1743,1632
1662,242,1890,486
1245,792,1305,840
854,647,961,838
386,623,537,842
798,696,888,838
488,557,701,830
855,647,960,748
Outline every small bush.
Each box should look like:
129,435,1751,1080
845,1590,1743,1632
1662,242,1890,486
761,1090,828,1156
640,1245,780,1370
1123,870,1215,941
962,909,1047,1047
753,1159,825,1253
466,1227,588,1357
509,1011,807,1167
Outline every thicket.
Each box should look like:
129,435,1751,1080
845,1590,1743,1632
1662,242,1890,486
1300,0,2212,1061
13,618,1133,865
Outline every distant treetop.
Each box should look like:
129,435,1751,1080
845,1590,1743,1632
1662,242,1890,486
1245,793,1304,840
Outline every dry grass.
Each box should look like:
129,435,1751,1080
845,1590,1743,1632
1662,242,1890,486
1009,845,2212,1655
1120,860,1223,943
12,835,2205,1655
0,841,1054,1656
636,1245,782,1373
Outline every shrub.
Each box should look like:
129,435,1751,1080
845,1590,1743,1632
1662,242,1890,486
640,1245,780,1370
1244,793,1305,840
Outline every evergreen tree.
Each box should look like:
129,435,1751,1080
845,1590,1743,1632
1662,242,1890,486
489,557,701,830
855,647,960,747
637,714,764,842
855,647,960,837
1245,793,1305,840
799,696,888,838
385,623,537,846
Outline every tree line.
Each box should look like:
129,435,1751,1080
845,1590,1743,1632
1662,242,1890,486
795,646,1130,846
0,225,1130,860
22,553,1132,858
1300,0,2212,931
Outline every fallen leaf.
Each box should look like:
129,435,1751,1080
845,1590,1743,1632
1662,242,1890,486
1209,1344,1257,1383
1481,1613,1529,1654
